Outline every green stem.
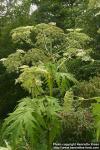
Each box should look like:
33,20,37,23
49,78,53,97
47,129,52,150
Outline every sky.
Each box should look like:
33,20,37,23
29,4,37,15
0,0,37,17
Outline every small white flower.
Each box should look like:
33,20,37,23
49,22,56,26
19,65,29,69
76,51,86,57
16,49,25,53
0,58,7,62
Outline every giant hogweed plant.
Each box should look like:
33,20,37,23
1,23,95,149
16,63,78,97
2,97,61,150
2,23,93,73
1,62,77,149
